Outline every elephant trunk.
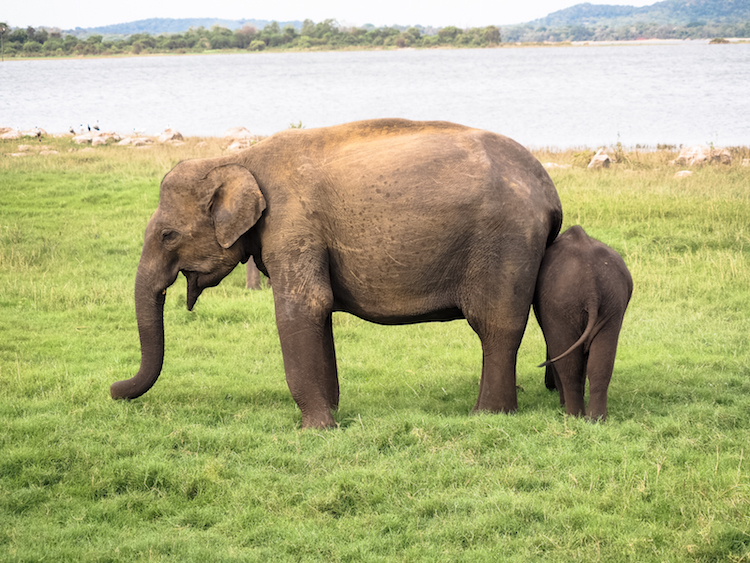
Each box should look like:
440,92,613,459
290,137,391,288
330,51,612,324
110,268,167,400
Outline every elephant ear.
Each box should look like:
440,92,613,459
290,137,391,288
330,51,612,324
206,164,267,249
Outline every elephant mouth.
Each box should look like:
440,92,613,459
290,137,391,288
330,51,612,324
184,271,205,311
184,270,226,311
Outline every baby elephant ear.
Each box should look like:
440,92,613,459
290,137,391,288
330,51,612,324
207,164,267,249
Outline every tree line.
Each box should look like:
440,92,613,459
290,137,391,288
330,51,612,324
0,19,501,57
1,17,747,58
503,20,750,42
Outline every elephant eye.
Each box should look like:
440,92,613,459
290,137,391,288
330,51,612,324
161,230,180,245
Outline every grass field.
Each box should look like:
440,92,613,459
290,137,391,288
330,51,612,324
1,136,749,562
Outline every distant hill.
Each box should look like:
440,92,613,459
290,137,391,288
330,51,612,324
531,0,750,27
65,17,304,38
58,0,750,39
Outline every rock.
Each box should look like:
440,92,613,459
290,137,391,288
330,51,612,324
543,162,572,169
76,131,121,145
674,145,732,166
40,150,59,156
588,149,611,169
226,140,252,152
711,148,732,165
224,126,254,140
674,170,693,179
96,131,121,143
118,137,154,147
22,128,47,138
742,159,750,167
158,128,184,143
1,129,22,140
73,134,94,144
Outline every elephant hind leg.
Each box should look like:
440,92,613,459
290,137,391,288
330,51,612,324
467,311,528,414
544,358,558,390
545,362,565,407
549,350,586,417
584,326,622,421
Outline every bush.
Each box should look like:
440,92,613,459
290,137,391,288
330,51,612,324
248,39,266,51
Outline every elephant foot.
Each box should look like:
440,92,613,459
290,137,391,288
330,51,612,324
585,410,607,423
300,410,338,429
470,403,517,415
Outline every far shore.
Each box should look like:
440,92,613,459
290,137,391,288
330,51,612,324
2,36,748,63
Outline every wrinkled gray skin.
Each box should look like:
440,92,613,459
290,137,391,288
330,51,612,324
533,226,633,420
110,119,563,428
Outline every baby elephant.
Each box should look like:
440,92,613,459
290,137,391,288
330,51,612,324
533,226,633,420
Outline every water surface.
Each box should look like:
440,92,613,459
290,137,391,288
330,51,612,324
1,42,749,147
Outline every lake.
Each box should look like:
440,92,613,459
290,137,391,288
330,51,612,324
1,41,749,148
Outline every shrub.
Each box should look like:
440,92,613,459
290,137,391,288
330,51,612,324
22,41,42,53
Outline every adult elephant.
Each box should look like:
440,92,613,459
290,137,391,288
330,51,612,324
110,119,563,428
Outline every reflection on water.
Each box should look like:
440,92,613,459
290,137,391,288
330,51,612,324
1,42,749,147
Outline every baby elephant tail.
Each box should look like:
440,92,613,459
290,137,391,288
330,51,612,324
537,297,598,368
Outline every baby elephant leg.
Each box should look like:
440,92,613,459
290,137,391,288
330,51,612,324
585,327,621,421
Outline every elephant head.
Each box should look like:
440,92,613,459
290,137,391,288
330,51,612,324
110,161,266,400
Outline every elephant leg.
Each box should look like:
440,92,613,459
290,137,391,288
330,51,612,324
467,257,543,413
545,362,565,406
552,350,586,417
469,312,527,414
273,288,338,429
544,353,558,391
585,326,621,421
246,261,262,290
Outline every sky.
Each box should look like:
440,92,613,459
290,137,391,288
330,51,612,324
4,0,658,30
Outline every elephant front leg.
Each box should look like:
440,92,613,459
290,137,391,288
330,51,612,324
275,302,339,429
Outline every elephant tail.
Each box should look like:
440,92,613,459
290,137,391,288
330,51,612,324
537,296,599,368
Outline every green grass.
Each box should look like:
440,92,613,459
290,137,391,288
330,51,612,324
1,138,749,562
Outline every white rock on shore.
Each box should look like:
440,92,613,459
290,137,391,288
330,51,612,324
158,128,184,143
672,145,732,166
72,131,122,145
224,126,255,140
117,137,154,147
2,127,48,140
224,126,260,151
587,148,611,169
